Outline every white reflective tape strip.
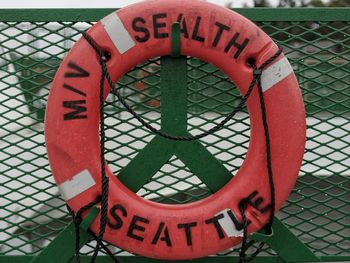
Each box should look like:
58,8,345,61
58,169,95,201
216,208,244,238
101,13,135,54
261,56,293,92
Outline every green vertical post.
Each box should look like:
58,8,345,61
160,55,187,134
161,23,187,135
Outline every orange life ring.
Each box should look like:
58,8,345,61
45,0,306,260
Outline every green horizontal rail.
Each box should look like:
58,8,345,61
0,8,350,22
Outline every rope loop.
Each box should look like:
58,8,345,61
81,32,281,142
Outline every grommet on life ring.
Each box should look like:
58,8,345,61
45,0,306,260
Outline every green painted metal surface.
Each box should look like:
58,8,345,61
119,46,233,195
0,7,349,263
0,8,350,22
252,219,320,262
29,207,99,263
171,23,181,58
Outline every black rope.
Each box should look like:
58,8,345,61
78,32,281,263
88,51,110,263
255,63,276,232
238,201,265,262
100,243,119,263
87,229,119,263
237,60,278,263
68,38,113,263
82,32,282,142
68,197,120,263
67,196,101,263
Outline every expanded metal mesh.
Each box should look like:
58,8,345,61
0,10,349,259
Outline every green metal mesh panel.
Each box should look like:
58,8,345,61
0,9,349,261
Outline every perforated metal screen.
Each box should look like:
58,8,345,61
0,9,349,262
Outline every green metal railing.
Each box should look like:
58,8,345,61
0,8,349,263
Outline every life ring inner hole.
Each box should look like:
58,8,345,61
104,56,251,205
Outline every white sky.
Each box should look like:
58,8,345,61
0,0,257,8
